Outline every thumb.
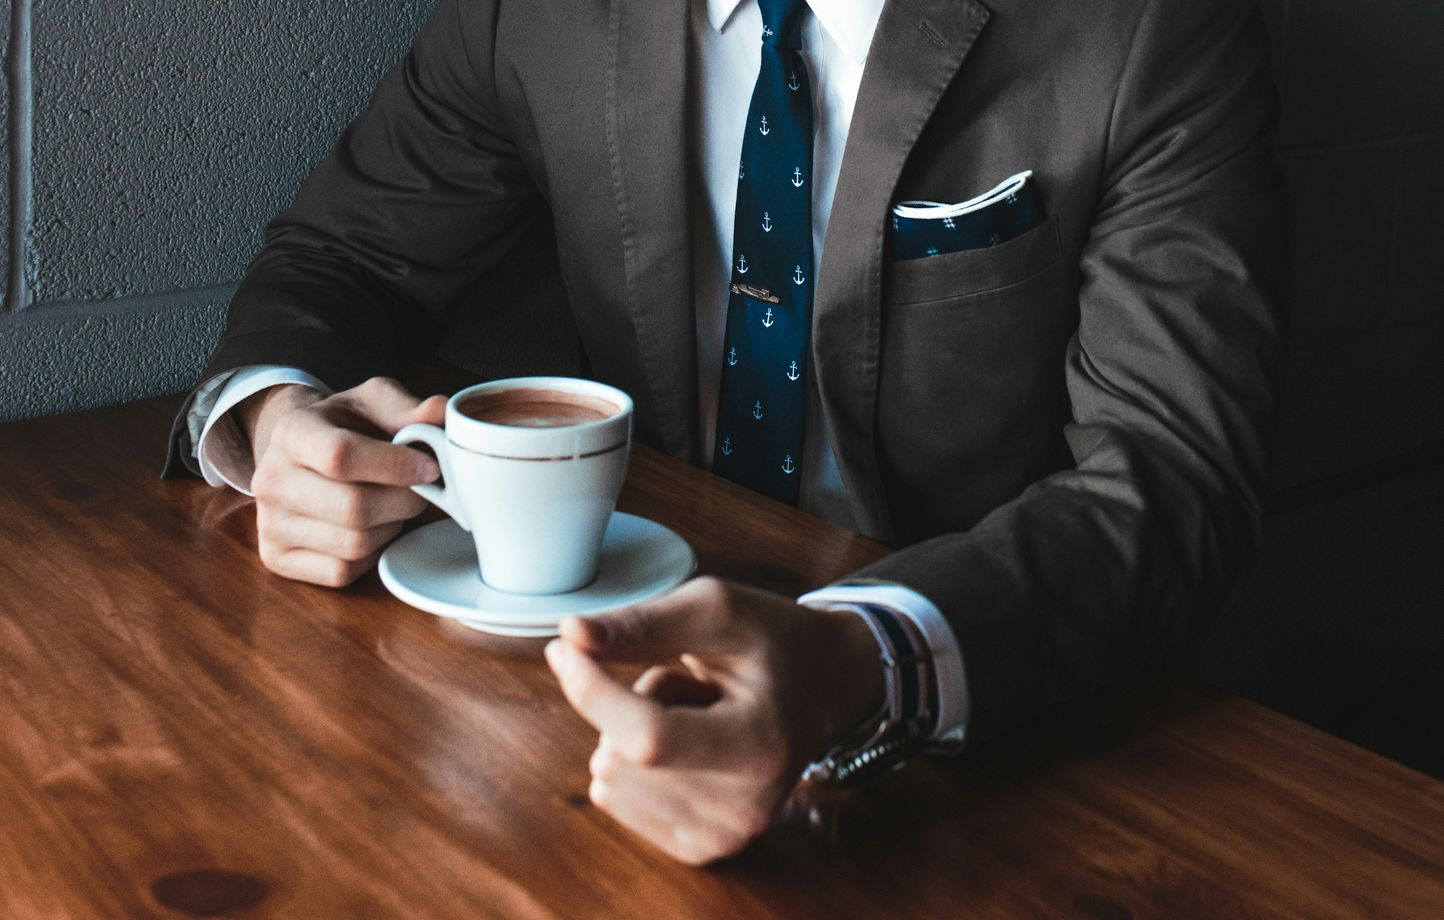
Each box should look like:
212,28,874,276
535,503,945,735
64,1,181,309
406,394,448,427
339,377,443,436
559,578,748,663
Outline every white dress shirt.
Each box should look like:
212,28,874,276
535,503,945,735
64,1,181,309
187,0,968,746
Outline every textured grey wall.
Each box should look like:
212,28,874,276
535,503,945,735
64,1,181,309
0,0,436,422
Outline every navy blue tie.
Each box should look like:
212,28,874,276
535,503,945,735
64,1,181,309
712,0,813,506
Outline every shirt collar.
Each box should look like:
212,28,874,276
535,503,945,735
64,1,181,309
705,0,884,66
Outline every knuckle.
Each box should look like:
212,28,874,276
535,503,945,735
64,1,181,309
319,558,354,588
257,522,285,554
628,720,667,767
692,576,734,612
337,491,370,530
257,541,282,571
588,745,612,780
251,462,279,498
355,376,382,396
629,737,661,768
338,528,373,561
358,376,405,403
587,778,612,811
317,434,353,478
254,503,276,536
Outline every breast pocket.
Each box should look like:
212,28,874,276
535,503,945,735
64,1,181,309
885,213,1062,305
876,213,1074,539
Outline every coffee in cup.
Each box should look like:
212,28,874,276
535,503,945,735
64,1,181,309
392,377,633,595
456,387,619,429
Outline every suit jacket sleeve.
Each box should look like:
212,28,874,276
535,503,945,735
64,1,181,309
851,0,1289,740
165,0,534,475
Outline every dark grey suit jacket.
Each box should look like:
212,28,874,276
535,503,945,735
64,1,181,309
168,0,1287,740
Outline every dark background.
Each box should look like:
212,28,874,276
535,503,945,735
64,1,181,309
0,2,1439,775
1195,0,1444,780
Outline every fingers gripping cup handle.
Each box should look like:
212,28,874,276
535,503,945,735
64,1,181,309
392,423,472,533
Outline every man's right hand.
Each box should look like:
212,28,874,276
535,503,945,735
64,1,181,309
239,376,447,587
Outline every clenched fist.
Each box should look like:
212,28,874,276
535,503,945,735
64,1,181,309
545,577,885,865
239,376,446,587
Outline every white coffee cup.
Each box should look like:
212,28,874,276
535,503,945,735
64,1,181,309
392,377,633,595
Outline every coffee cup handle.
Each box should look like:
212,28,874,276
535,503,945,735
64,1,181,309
392,423,472,533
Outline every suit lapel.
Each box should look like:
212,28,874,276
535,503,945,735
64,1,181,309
605,0,699,462
813,0,991,540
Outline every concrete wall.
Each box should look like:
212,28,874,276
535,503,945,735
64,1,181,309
0,0,437,421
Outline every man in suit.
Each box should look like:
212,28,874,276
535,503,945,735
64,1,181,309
167,0,1286,864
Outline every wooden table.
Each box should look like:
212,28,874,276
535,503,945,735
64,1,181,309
2,393,1443,919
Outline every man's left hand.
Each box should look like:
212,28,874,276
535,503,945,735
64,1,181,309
544,576,884,865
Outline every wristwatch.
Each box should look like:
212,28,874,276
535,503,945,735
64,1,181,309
802,603,935,786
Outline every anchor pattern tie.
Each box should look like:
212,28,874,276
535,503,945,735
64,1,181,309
712,0,813,505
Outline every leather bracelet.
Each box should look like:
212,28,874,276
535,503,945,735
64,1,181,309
802,604,934,786
866,602,939,738
865,602,930,726
851,600,907,727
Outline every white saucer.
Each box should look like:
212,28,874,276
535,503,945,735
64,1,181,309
378,513,696,637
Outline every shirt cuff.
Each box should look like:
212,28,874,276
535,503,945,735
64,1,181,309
194,365,330,495
798,582,969,749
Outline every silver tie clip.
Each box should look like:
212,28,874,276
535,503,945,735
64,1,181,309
730,282,781,304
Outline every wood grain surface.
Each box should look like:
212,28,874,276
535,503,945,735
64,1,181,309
1,391,1442,919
